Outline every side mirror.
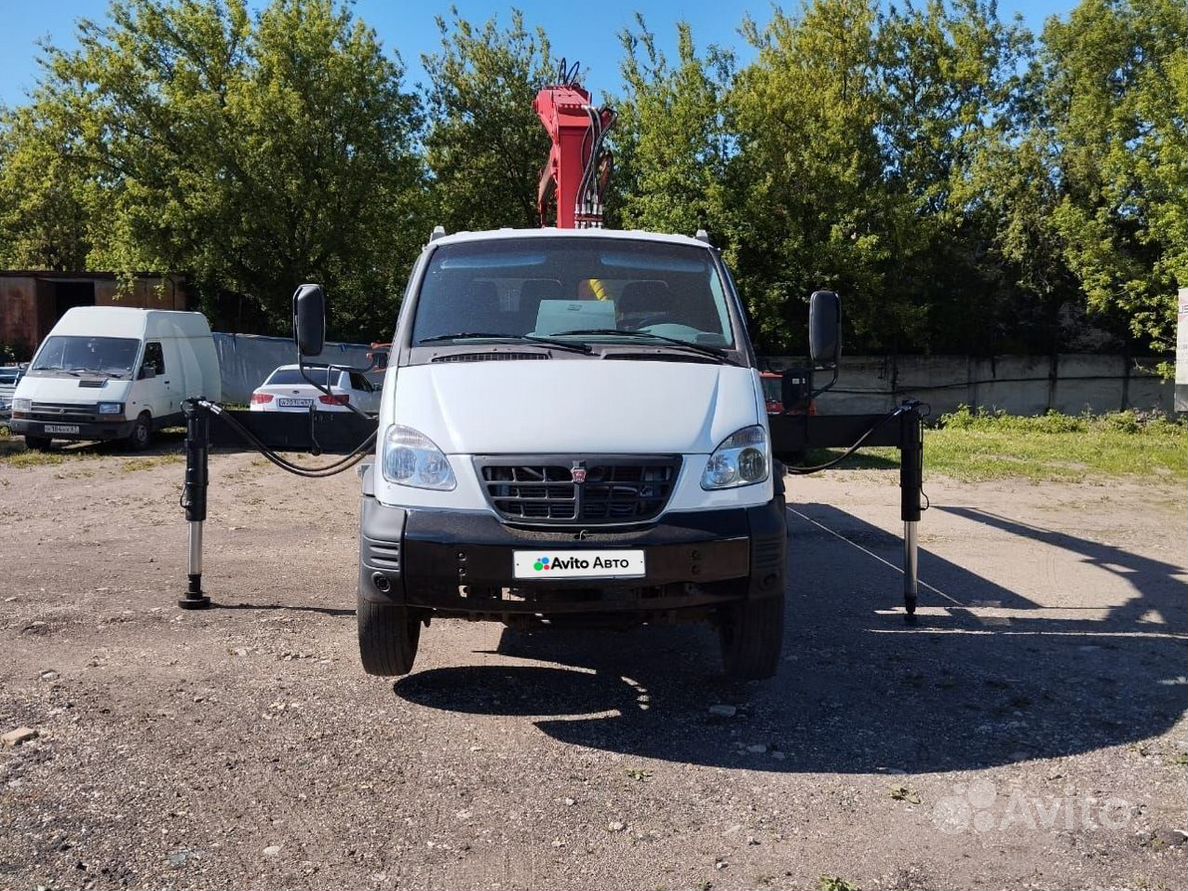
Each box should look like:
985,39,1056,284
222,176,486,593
138,365,156,380
292,284,326,357
808,290,841,369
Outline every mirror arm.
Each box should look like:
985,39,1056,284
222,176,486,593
297,357,374,421
810,363,839,399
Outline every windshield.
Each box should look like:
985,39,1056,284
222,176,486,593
266,367,341,386
31,336,140,376
411,238,736,349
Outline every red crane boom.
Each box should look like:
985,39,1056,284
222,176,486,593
534,62,615,229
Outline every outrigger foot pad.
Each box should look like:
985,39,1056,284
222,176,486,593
178,595,212,610
179,574,211,610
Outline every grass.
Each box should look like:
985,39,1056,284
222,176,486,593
1,448,71,468
798,408,1187,483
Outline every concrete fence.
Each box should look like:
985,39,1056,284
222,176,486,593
765,354,1172,416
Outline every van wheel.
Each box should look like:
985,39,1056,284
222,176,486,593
357,593,420,676
127,412,152,451
24,435,52,451
718,591,785,680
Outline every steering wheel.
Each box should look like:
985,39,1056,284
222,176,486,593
625,314,670,331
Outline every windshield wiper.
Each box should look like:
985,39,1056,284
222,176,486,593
419,332,592,355
551,329,737,364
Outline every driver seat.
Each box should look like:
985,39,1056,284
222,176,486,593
617,281,676,329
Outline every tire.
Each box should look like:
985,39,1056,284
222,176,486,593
718,590,785,680
24,435,52,451
357,592,420,676
127,412,152,451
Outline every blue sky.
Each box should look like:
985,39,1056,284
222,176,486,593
0,0,1077,108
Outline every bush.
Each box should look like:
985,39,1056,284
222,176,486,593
1102,410,1140,434
937,405,1180,435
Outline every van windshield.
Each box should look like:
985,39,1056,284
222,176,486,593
411,238,737,350
31,336,140,377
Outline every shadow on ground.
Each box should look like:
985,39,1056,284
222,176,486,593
394,502,1187,774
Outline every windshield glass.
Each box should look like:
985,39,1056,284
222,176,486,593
266,367,340,386
412,237,736,349
31,336,139,375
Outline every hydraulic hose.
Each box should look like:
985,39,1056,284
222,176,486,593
784,402,918,475
198,399,376,478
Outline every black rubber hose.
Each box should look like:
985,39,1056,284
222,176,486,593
784,405,908,475
201,400,376,478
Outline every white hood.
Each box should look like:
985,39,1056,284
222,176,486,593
14,375,131,404
392,360,761,455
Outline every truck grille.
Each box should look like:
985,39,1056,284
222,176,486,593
30,401,98,422
475,456,681,526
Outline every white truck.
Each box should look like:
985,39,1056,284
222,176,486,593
10,306,221,450
292,228,840,679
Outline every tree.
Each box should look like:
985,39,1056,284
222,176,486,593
876,0,1035,353
0,102,96,271
11,0,425,339
421,9,554,232
611,17,733,238
1038,0,1187,352
722,0,896,353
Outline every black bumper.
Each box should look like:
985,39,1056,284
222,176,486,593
10,417,136,441
358,498,786,616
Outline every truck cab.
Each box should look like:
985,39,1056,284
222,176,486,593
348,228,787,678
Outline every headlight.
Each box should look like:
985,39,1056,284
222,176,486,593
381,425,456,490
701,425,769,490
97,402,124,415
13,398,30,413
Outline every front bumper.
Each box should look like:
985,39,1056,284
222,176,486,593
10,417,136,441
358,498,786,617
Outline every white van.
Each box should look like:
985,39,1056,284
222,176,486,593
10,307,221,450
290,228,846,680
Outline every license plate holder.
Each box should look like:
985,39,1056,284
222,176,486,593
513,550,646,580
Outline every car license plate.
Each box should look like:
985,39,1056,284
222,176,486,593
278,398,313,408
45,424,80,434
513,550,646,580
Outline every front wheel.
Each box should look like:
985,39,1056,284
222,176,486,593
127,412,152,451
357,593,421,676
718,591,785,680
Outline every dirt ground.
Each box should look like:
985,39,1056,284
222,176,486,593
0,442,1185,890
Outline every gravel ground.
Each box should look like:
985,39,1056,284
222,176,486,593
0,444,1185,890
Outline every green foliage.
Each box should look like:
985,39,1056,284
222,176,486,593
612,18,732,237
0,103,94,270
1037,0,1187,352
421,8,553,231
0,0,1182,353
723,0,892,353
938,404,1186,436
2,0,426,340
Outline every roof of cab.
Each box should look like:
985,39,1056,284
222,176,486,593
427,227,714,250
50,306,213,340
